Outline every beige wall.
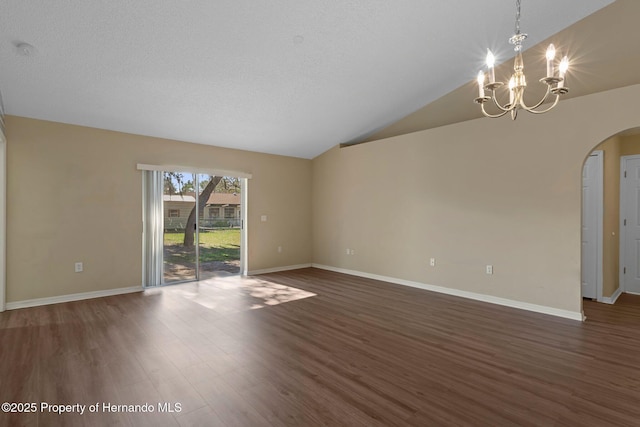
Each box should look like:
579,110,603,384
620,134,640,156
312,84,640,316
6,116,311,302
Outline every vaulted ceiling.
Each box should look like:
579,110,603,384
0,1,621,159
363,0,640,144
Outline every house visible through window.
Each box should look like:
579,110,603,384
224,207,235,218
168,209,180,218
209,207,220,218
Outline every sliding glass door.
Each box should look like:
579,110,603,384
163,172,197,283
198,175,241,280
142,168,246,287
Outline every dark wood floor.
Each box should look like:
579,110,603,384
2,268,640,426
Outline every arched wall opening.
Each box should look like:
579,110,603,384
581,127,640,309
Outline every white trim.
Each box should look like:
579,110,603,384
580,151,604,302
240,178,248,275
592,150,604,302
136,163,252,179
248,263,312,275
312,264,584,322
0,132,5,312
602,287,622,304
5,286,143,310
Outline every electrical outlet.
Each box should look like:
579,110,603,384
277,246,282,253
350,249,355,255
486,265,493,275
430,258,436,267
75,262,83,273
346,248,351,255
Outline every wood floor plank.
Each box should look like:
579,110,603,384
3,268,640,426
174,404,228,427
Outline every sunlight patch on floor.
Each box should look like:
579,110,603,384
156,275,316,313
243,280,316,309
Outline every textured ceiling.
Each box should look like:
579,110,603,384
0,0,613,159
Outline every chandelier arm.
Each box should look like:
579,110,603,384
518,85,552,111
480,102,511,119
523,93,561,114
490,92,513,112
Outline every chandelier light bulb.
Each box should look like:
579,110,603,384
546,44,556,77
559,56,569,76
545,44,556,60
486,50,495,68
557,56,569,89
486,50,496,83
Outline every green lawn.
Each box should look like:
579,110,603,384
164,229,240,263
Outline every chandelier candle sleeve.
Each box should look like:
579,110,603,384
477,71,485,97
509,77,515,105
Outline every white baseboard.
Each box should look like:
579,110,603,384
311,264,584,322
5,286,143,310
248,263,312,276
602,287,622,304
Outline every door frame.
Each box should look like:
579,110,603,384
0,132,6,312
619,154,640,294
240,177,248,275
582,150,604,302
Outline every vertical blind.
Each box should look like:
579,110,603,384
142,170,164,287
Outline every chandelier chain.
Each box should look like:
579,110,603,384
515,0,521,35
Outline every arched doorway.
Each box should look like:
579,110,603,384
581,127,640,306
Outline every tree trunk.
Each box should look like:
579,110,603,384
183,176,222,247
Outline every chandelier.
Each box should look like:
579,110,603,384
474,0,569,120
